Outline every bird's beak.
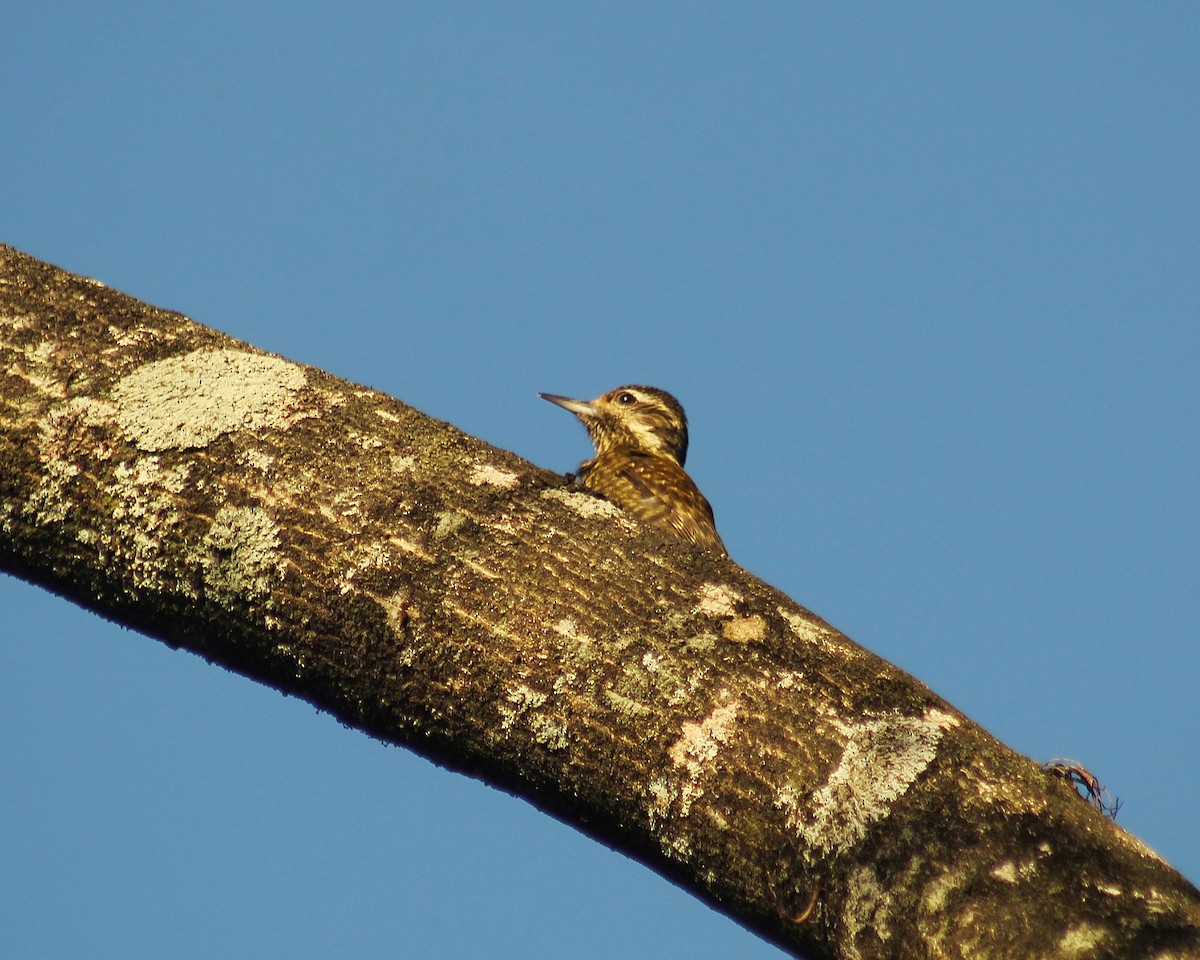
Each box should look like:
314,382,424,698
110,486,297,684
538,393,597,418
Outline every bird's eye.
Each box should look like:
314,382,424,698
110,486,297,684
617,392,636,404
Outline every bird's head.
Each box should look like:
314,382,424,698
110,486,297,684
539,385,690,465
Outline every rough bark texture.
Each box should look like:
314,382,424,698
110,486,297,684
2,243,1198,960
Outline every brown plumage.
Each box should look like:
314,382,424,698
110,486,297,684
539,385,726,555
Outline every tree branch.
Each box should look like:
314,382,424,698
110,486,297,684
2,243,1197,959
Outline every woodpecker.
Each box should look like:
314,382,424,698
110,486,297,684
539,385,726,556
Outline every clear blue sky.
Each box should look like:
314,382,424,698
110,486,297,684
3,5,1197,957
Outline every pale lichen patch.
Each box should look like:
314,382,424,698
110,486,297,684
200,504,285,603
696,582,741,618
778,606,834,644
669,701,739,767
499,684,548,732
666,700,741,816
530,714,569,751
433,511,467,540
648,780,674,820
239,448,276,473
113,349,309,452
105,458,193,593
722,614,766,644
469,464,519,488
541,486,623,520
781,709,949,854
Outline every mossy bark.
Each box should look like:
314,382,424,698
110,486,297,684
2,243,1197,960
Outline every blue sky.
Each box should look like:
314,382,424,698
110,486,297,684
2,5,1197,957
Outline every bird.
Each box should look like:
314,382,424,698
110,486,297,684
538,385,726,555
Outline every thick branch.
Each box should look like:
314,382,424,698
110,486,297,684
2,243,1197,960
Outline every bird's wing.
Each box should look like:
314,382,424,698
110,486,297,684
609,452,726,555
